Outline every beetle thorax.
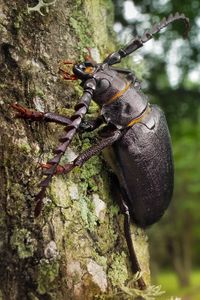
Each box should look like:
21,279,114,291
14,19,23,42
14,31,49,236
93,68,127,106
92,67,148,128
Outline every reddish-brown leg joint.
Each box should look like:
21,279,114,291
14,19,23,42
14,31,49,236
40,163,74,175
10,103,44,120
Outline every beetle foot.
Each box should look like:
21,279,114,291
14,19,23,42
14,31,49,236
40,163,66,175
40,163,74,175
137,277,146,290
10,103,44,120
132,271,146,290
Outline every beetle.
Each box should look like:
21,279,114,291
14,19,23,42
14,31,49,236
11,12,189,290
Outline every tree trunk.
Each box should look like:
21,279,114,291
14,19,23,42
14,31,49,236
0,1,150,299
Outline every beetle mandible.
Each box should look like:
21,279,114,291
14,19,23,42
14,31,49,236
11,12,189,290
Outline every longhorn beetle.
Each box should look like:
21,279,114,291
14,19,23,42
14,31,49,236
11,13,189,290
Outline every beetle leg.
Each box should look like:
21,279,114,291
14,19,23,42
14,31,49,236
35,127,123,216
10,103,72,125
10,103,44,121
122,200,146,290
11,103,105,129
35,80,97,216
71,128,122,168
110,174,146,290
39,163,67,175
41,127,122,176
40,112,72,125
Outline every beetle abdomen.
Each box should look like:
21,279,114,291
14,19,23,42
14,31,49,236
113,105,174,227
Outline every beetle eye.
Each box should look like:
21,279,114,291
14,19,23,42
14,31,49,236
79,64,85,70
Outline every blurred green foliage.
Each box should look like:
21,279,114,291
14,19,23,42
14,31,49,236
113,0,200,289
157,270,200,299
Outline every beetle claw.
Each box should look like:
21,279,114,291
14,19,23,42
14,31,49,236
40,163,67,175
10,103,43,120
39,163,74,175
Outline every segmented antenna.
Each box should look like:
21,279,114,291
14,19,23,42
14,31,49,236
34,91,93,217
103,12,190,66
121,12,190,57
146,12,189,40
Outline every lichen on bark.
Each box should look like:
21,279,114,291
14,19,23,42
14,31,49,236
0,0,151,299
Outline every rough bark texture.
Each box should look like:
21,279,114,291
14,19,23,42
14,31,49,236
0,1,151,299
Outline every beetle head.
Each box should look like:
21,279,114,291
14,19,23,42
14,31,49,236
60,60,98,81
73,61,98,80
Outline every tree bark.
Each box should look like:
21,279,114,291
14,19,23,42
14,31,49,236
0,1,150,299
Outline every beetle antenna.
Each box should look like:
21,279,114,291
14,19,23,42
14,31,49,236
124,12,190,53
103,12,190,65
34,79,96,217
85,47,98,65
146,12,189,40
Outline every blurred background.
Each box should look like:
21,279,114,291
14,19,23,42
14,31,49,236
113,0,200,299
